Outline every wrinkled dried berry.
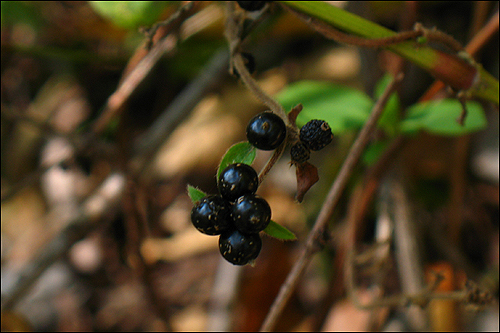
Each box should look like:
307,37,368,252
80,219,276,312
232,194,271,234
290,142,310,164
218,163,259,201
191,195,232,235
299,119,333,151
219,229,262,265
246,112,287,151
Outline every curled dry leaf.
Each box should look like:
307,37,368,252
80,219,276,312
295,161,319,202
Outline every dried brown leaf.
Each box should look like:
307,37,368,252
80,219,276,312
295,161,319,202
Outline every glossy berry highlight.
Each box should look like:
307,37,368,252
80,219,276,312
246,112,287,150
219,229,262,265
232,194,271,234
191,195,232,235
218,163,259,201
299,119,333,151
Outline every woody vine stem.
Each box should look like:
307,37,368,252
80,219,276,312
225,2,296,184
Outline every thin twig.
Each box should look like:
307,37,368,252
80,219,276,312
346,248,466,309
388,173,428,330
140,1,195,49
91,2,202,135
419,10,499,102
232,53,287,120
91,34,178,135
283,5,463,52
257,140,286,184
259,73,404,332
130,48,230,179
347,249,493,310
465,10,499,58
225,3,287,120
224,3,293,186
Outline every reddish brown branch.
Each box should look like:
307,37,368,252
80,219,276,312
259,73,404,332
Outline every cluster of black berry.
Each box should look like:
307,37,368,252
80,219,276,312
191,111,287,265
291,119,333,164
191,163,269,265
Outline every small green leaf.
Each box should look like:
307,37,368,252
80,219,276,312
276,81,373,133
374,74,400,136
217,142,256,180
401,99,487,136
263,220,297,241
187,185,207,203
89,1,170,29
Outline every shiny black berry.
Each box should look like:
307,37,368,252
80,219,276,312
299,119,333,151
219,229,262,265
290,142,310,164
232,194,271,234
218,163,259,201
237,1,267,11
191,195,232,235
246,112,287,150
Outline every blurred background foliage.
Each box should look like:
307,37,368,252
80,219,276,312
1,1,498,331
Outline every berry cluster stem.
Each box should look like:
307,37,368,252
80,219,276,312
224,2,287,122
225,2,294,185
232,53,287,121
257,140,286,185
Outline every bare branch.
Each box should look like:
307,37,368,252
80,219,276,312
260,73,404,332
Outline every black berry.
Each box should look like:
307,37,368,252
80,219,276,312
299,119,333,151
232,194,271,234
191,195,232,235
219,229,262,265
246,112,287,150
218,163,259,201
290,142,310,164
237,1,267,12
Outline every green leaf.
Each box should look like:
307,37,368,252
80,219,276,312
362,141,390,166
217,142,256,180
374,74,400,136
281,2,498,105
263,220,297,241
1,1,44,28
401,99,487,136
187,185,207,203
276,81,373,133
89,1,170,29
